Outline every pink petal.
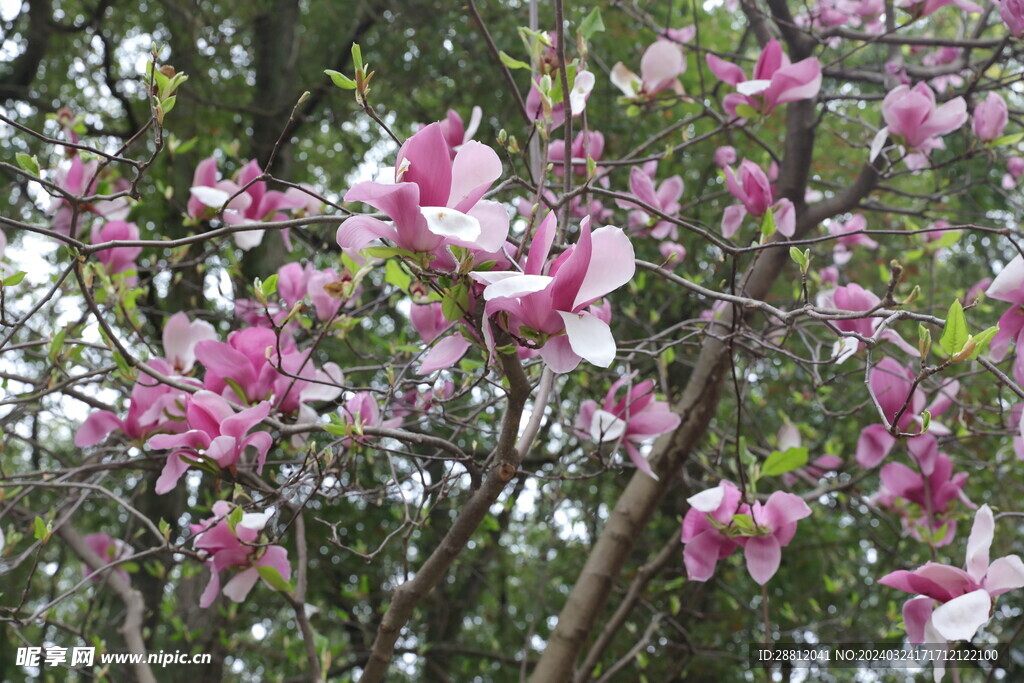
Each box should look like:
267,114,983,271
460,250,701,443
538,335,582,373
684,529,734,581
744,535,782,585
572,226,635,309
417,335,472,374
987,255,1024,303
855,423,896,468
155,453,192,495
984,556,1024,596
721,204,746,237
75,411,125,447
762,491,812,531
706,53,745,86
396,122,452,207
903,596,935,644
965,504,993,582
221,567,261,603
448,141,502,212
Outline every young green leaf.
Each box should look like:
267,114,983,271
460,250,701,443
257,565,295,592
324,69,357,90
499,51,531,70
938,299,968,355
580,7,605,39
16,153,40,177
761,447,809,477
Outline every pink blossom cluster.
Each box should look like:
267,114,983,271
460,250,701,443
681,480,812,585
574,375,681,479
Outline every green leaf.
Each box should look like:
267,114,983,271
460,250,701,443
992,132,1024,147
351,44,363,72
499,51,531,70
384,259,411,291
939,299,969,355
789,247,807,270
257,565,294,592
33,516,49,542
362,246,417,260
324,69,357,90
733,103,760,119
761,446,809,477
760,208,776,237
2,271,26,286
226,505,243,532
964,325,999,361
49,327,68,363
16,153,40,177
161,95,177,115
730,513,758,536
580,7,605,39
931,230,961,250
159,518,171,540
441,283,469,321
260,273,279,298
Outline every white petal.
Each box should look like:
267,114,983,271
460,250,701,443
463,106,483,144
736,79,772,95
482,274,554,301
556,310,616,368
570,70,595,113
420,206,481,242
610,63,640,98
590,408,627,442
966,505,993,582
687,484,726,512
831,337,859,364
930,589,992,642
239,508,275,531
233,228,266,251
869,127,889,163
190,186,230,208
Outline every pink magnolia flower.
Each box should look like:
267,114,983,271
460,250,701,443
721,159,795,238
408,302,472,375
337,122,509,261
714,146,737,168
48,156,131,236
75,358,194,447
146,391,273,494
999,0,1024,35
188,158,308,250
549,130,605,178
972,92,1009,142
190,501,291,608
473,213,635,373
83,533,133,584
878,82,967,155
616,163,684,239
92,220,141,283
855,358,958,467
611,40,686,100
705,38,822,119
163,312,217,373
526,68,595,128
895,0,981,18
338,391,402,443
985,255,1024,366
830,283,919,355
659,241,687,267
682,481,812,585
879,505,1024,680
194,327,340,413
439,106,483,157
876,435,974,546
1002,156,1024,189
575,375,682,479
827,214,877,264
